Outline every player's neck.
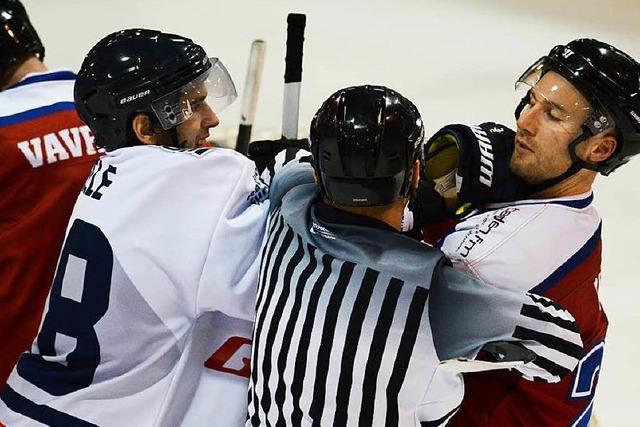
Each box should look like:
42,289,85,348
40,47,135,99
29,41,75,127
1,56,48,90
368,206,405,231
531,169,596,199
332,199,407,231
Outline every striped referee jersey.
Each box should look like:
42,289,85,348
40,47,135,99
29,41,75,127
248,159,584,426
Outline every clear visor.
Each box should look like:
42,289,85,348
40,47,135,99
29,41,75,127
151,58,237,130
515,59,614,136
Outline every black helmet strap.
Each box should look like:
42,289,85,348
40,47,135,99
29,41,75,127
526,127,592,194
400,149,419,199
168,126,183,149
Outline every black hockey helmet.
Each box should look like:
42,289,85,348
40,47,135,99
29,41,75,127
0,0,45,78
74,28,237,151
310,85,424,207
515,39,640,176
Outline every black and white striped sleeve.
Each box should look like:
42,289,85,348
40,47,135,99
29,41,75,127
508,292,583,382
428,265,583,383
259,148,312,186
259,148,313,211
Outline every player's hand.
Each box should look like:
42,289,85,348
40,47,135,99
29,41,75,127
248,137,310,173
423,131,460,201
424,122,530,208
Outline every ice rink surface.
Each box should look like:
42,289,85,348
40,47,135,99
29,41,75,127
24,0,639,424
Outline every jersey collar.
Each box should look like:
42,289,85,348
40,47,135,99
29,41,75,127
7,69,77,90
486,190,594,210
314,201,399,233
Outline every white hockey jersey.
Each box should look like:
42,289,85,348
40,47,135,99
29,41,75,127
439,192,607,426
0,145,269,427
439,192,600,294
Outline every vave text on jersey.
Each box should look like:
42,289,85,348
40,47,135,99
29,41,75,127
16,125,98,168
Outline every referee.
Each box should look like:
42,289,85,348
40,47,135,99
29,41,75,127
248,85,584,426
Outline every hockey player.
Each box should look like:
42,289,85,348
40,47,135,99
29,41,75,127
247,85,585,426
0,28,271,426
419,39,640,426
0,0,100,386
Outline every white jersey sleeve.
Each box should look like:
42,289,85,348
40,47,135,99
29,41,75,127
416,369,463,426
439,193,601,293
196,153,269,320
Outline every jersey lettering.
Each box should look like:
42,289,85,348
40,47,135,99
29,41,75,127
570,341,605,399
16,125,97,168
204,337,251,378
17,219,113,396
457,207,518,258
44,132,70,163
58,127,85,157
82,160,117,200
16,138,44,168
78,126,97,155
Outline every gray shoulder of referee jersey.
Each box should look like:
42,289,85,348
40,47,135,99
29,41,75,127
279,184,445,284
428,266,583,382
269,160,314,212
428,266,530,360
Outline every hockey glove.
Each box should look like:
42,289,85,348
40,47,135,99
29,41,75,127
409,180,449,226
424,122,530,209
248,137,310,174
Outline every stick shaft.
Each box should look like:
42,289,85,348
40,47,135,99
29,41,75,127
282,13,306,139
236,39,266,154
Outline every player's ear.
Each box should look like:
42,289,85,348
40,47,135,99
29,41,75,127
132,113,161,146
585,131,617,163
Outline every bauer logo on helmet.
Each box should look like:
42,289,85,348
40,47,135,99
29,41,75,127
119,89,151,105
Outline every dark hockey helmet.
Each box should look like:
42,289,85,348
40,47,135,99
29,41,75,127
515,39,640,175
310,85,424,207
74,28,237,151
0,0,45,77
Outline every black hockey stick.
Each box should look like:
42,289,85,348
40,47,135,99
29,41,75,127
236,39,266,154
281,13,306,140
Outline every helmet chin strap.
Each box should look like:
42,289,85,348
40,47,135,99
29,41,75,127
169,126,188,149
526,127,593,194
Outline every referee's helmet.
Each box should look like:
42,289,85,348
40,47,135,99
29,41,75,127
310,85,424,207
